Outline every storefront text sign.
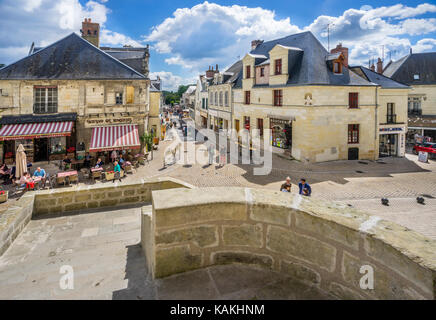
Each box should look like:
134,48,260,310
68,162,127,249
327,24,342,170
85,117,134,128
380,127,403,132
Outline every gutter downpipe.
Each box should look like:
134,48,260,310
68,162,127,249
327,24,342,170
375,86,379,160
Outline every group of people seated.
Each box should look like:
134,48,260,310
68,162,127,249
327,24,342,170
280,177,312,196
18,167,47,190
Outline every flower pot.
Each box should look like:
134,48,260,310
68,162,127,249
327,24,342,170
153,137,159,145
0,191,9,203
105,172,114,181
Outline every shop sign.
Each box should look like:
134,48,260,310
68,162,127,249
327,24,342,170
379,127,403,132
85,117,134,127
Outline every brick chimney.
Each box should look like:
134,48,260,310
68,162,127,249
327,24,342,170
81,18,100,47
330,43,349,67
206,65,217,78
251,40,264,51
370,63,375,72
376,58,383,74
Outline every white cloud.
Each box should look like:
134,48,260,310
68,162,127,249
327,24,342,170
145,1,301,72
0,0,142,65
149,71,195,91
413,38,436,52
145,2,436,75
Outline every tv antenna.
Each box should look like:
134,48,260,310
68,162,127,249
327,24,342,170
327,23,335,51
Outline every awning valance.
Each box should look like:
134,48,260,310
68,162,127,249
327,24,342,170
89,124,140,152
0,121,73,141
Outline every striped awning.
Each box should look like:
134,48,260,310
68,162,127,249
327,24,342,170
89,125,140,152
0,121,73,141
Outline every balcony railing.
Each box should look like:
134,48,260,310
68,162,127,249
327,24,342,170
408,109,422,116
386,114,397,124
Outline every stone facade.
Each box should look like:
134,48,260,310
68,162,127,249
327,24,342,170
0,79,149,154
143,187,436,300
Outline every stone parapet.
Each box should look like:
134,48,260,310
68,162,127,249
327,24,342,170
0,177,193,257
143,187,436,300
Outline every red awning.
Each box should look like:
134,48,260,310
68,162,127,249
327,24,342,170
89,125,140,152
0,121,73,141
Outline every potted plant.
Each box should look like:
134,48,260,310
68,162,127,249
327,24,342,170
0,190,8,203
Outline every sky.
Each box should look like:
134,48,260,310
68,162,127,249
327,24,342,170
0,0,435,90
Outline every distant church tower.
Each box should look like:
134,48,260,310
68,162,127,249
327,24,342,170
81,18,100,47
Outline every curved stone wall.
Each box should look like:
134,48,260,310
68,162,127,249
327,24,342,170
143,187,436,300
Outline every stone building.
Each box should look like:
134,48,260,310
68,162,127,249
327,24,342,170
194,74,211,128
149,78,163,139
229,31,409,162
207,61,242,132
383,52,436,144
0,32,149,164
351,66,409,158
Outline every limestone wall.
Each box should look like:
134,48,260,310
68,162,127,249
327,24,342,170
33,177,193,216
144,187,436,300
0,193,34,256
0,177,193,257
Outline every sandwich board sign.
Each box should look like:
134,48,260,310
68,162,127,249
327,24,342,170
418,151,428,163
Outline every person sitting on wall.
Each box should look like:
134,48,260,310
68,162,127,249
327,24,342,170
280,177,292,192
298,178,312,196
95,158,104,168
32,167,47,188
63,155,72,171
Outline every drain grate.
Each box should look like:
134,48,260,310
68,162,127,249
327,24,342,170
358,161,368,165
377,161,387,164
355,170,364,173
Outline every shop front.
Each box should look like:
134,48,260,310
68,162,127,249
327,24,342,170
379,126,406,158
88,124,141,163
270,118,292,149
0,113,76,164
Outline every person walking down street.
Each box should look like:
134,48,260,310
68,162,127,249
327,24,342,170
219,144,226,167
280,177,292,192
298,178,311,196
207,142,216,166
113,161,122,183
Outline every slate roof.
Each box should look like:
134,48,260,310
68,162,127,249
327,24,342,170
0,33,146,80
383,52,436,85
350,66,409,89
0,112,77,125
150,79,161,92
249,31,374,87
101,48,148,75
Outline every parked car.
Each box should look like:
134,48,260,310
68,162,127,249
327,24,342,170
413,142,436,154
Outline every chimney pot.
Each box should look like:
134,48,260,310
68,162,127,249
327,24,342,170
376,57,383,74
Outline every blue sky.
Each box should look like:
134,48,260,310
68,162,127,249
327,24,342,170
0,0,435,90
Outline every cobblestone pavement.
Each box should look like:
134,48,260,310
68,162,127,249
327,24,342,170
0,206,329,300
2,127,435,239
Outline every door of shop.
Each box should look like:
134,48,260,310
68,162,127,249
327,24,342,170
379,134,398,157
34,138,48,162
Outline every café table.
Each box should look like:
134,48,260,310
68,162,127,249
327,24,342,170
91,167,103,181
57,170,78,186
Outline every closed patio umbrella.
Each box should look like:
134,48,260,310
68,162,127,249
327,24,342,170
15,144,27,179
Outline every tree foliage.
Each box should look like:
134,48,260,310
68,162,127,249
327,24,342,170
163,84,194,106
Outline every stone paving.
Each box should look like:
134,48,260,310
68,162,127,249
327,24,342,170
0,205,329,300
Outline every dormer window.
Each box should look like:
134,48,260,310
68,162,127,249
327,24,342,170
260,67,265,77
274,59,282,75
246,65,251,79
334,61,342,74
